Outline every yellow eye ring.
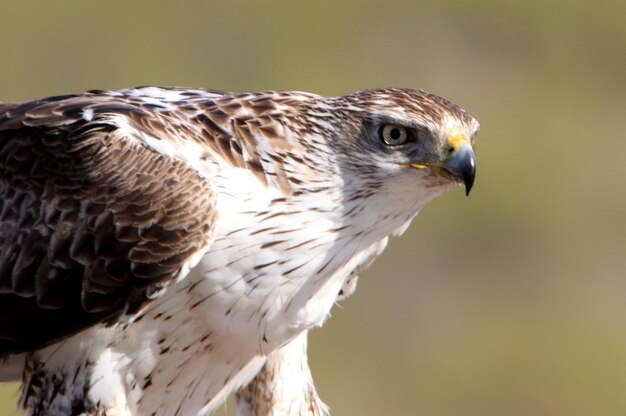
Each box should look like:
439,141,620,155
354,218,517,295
381,125,408,146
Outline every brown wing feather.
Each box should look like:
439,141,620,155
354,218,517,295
0,94,216,354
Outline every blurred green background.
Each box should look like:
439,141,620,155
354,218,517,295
1,1,625,415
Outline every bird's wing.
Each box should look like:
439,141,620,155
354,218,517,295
0,92,217,354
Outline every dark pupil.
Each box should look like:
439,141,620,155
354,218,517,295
390,128,401,140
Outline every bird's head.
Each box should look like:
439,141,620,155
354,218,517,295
327,88,479,198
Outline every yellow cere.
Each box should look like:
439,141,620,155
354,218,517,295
447,128,470,153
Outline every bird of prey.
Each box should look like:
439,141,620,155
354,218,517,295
0,87,478,416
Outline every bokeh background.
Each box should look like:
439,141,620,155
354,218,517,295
1,1,625,415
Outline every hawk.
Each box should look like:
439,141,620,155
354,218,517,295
0,87,478,416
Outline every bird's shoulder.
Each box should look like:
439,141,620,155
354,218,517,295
0,88,225,354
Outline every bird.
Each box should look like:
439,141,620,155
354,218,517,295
0,86,478,416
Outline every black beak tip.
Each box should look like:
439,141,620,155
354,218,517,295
465,178,474,196
464,166,475,196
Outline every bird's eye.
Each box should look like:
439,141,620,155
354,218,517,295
381,124,408,146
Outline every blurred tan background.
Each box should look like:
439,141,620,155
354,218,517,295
1,1,625,415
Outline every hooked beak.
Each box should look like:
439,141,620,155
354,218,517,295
443,129,476,195
404,128,477,195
